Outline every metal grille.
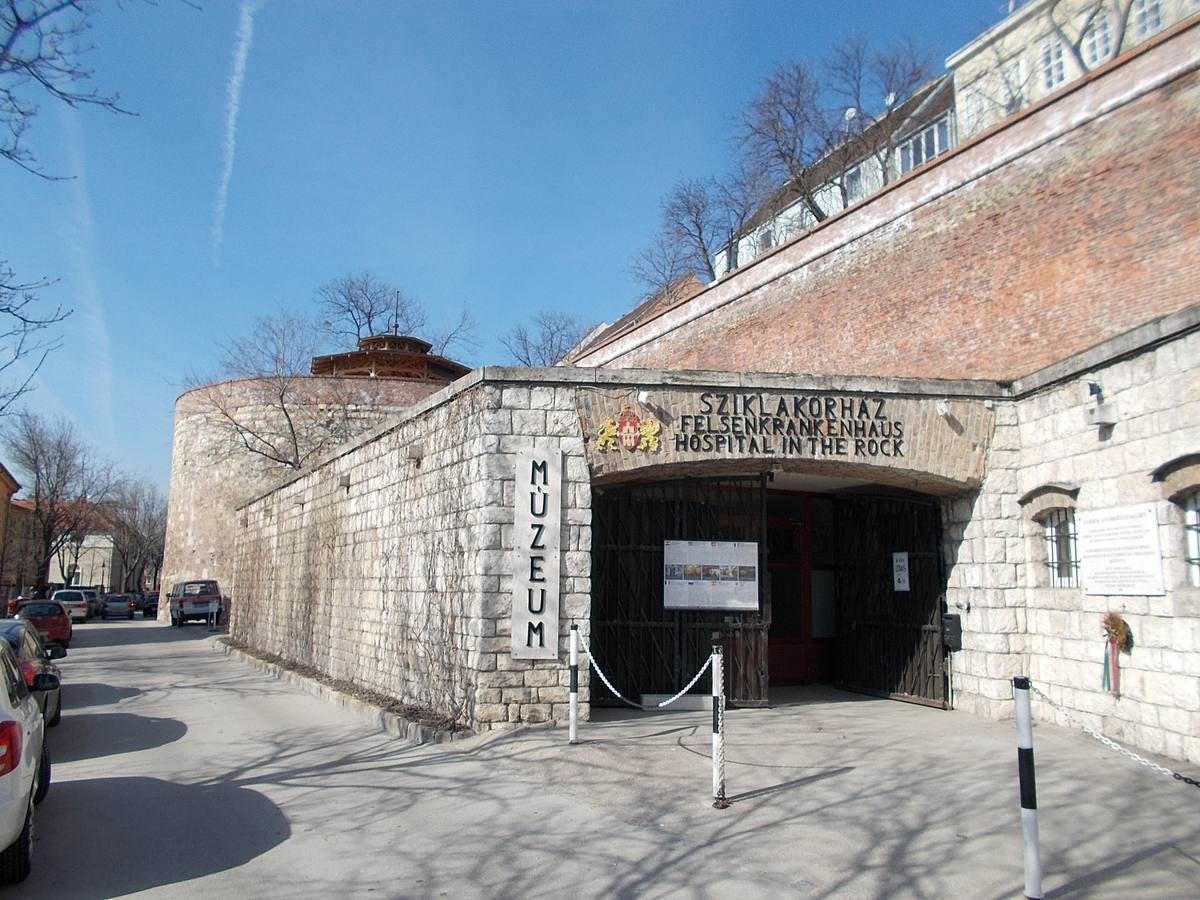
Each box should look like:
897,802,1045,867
1185,492,1200,588
1041,507,1079,588
591,477,765,705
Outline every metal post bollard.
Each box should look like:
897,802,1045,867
568,624,579,744
1013,676,1043,899
712,645,729,809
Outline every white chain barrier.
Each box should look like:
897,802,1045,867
572,633,729,809
712,645,729,809
1027,681,1200,789
575,632,712,711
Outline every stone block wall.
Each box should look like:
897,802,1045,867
943,330,1200,763
163,376,439,605
229,373,592,731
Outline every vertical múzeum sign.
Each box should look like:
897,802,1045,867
512,450,561,660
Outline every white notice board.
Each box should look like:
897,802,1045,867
663,540,759,611
1078,503,1165,596
892,552,911,592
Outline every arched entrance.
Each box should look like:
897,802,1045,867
591,473,948,708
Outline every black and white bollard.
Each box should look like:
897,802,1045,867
712,645,729,809
1013,676,1043,900
568,624,579,744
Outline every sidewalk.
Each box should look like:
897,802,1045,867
465,686,1200,898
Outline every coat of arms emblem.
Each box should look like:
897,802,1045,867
596,407,661,453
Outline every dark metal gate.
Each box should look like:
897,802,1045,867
833,495,947,707
591,477,768,706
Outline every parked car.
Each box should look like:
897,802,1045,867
142,592,159,618
82,589,103,618
0,639,55,884
127,592,146,612
12,602,71,650
168,580,225,626
101,594,136,620
0,621,63,727
4,598,31,618
48,590,88,624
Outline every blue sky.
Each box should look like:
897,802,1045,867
0,0,1003,489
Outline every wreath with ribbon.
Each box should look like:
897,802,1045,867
1101,612,1133,697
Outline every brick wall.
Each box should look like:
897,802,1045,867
573,23,1200,386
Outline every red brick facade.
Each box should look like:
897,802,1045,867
575,22,1200,383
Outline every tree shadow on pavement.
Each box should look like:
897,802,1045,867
50,712,187,763
26,776,289,898
68,622,219,650
63,682,142,709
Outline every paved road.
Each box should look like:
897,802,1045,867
12,620,1200,898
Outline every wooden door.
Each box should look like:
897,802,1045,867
591,476,768,707
833,495,946,707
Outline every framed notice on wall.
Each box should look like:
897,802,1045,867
663,540,759,612
1078,503,1165,596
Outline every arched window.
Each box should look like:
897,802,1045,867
1038,507,1079,588
1019,483,1081,589
1151,454,1200,588
1183,491,1200,588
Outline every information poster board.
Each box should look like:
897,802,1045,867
1078,503,1165,596
663,540,759,611
892,552,910,592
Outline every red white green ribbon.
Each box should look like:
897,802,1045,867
1102,639,1120,697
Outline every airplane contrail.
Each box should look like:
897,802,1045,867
212,0,262,266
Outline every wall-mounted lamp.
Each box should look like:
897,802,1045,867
936,399,951,418
338,474,351,489
636,389,650,405
406,443,424,464
1081,379,1117,428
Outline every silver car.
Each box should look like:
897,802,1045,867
48,589,89,623
100,594,136,620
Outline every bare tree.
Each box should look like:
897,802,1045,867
0,0,133,177
629,165,768,296
317,272,426,342
0,262,70,414
105,478,165,591
826,33,931,195
1047,0,1137,77
428,306,478,358
500,311,587,367
3,411,114,593
739,60,834,225
186,309,365,472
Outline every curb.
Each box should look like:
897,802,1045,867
216,640,473,745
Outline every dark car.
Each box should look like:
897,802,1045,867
14,602,72,649
101,594,136,620
142,592,159,618
0,620,64,727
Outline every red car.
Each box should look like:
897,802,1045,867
14,601,73,649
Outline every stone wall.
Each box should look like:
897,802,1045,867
229,373,591,730
944,327,1200,763
162,376,441,605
